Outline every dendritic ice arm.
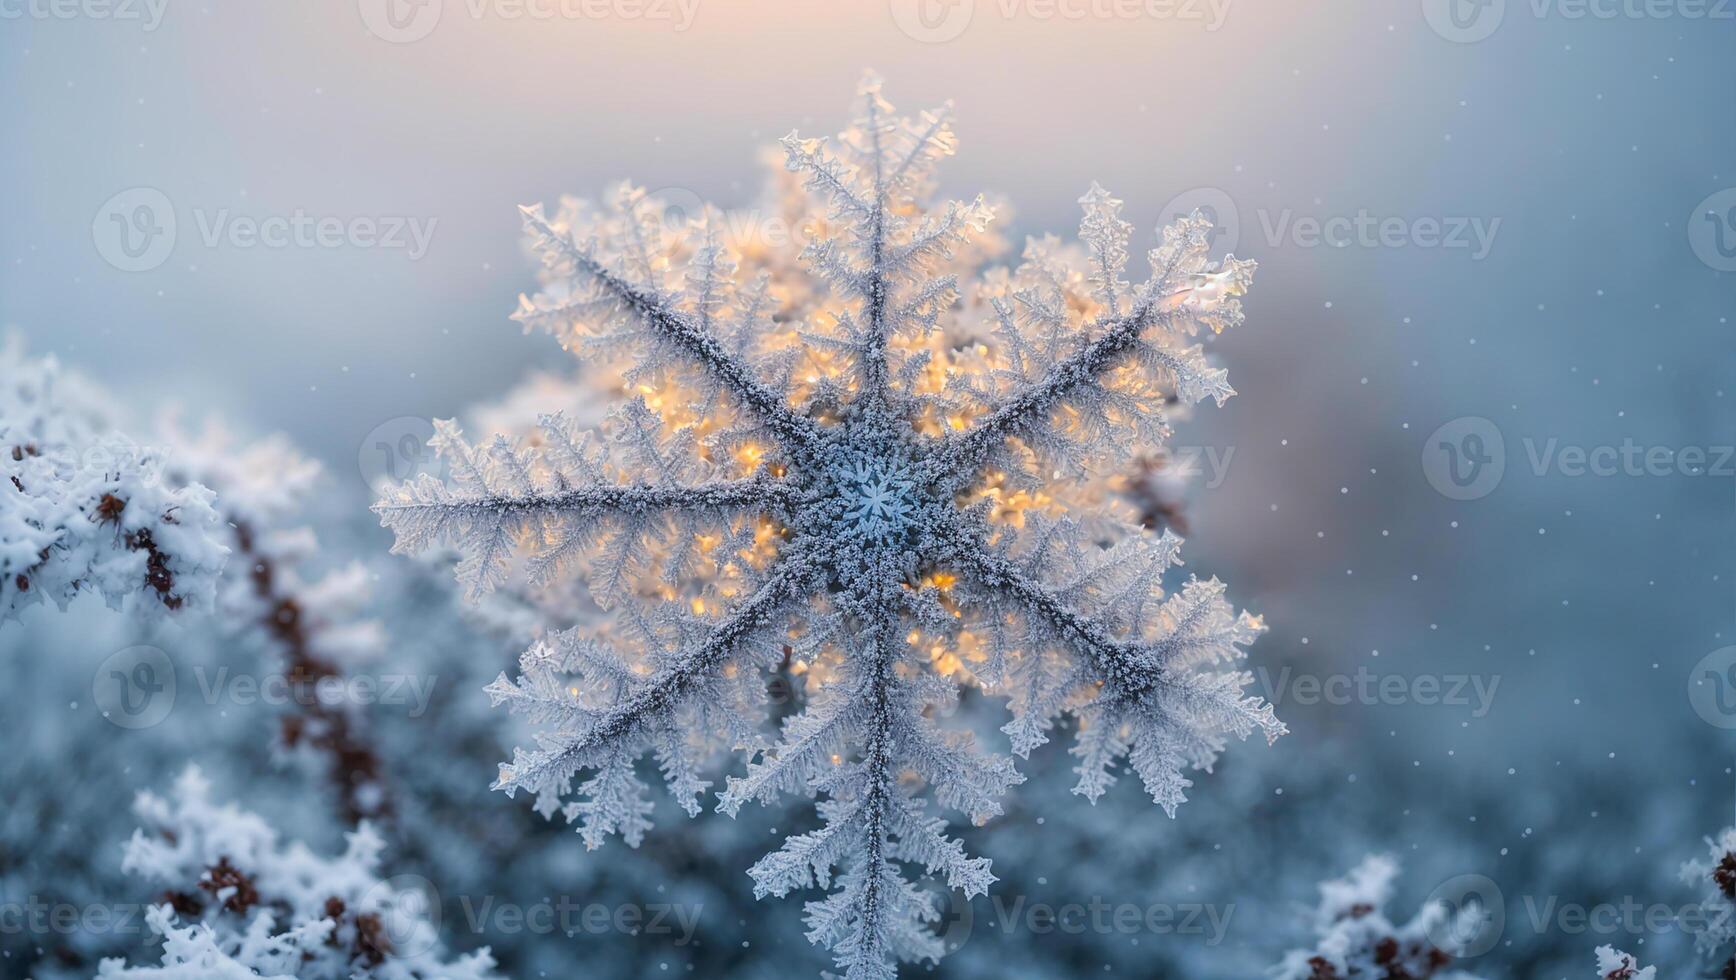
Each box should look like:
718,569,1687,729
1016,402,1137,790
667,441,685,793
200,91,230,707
516,200,828,460
373,413,799,601
779,74,991,419
946,524,1281,814
488,551,817,848
938,193,1254,491
727,591,1013,978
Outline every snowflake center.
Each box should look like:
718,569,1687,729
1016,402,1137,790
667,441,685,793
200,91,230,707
834,458,920,542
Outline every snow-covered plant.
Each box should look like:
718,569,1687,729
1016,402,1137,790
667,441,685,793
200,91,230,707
161,419,390,823
0,341,227,621
97,767,498,980
1270,856,1485,980
1681,825,1736,975
375,75,1279,977
1594,945,1657,980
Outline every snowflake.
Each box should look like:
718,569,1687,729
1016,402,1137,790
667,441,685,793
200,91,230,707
376,75,1281,977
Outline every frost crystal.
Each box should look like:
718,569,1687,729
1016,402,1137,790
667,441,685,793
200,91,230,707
376,75,1280,976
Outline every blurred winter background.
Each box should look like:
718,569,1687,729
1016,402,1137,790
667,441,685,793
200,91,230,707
2,0,1734,977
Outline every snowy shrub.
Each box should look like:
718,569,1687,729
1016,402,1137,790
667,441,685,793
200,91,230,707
95,768,497,980
1594,945,1656,980
376,74,1278,977
1270,856,1485,980
160,420,390,823
0,341,227,621
1681,825,1736,977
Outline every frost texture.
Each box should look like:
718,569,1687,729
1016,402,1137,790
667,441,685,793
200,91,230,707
1270,856,1485,980
96,768,498,980
0,341,227,621
376,75,1280,977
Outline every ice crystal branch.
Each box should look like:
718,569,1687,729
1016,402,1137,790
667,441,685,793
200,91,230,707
377,74,1277,977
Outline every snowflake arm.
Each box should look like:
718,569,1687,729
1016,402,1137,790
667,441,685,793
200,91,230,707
948,529,1281,812
518,203,828,460
938,191,1252,490
489,550,817,846
374,415,798,601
